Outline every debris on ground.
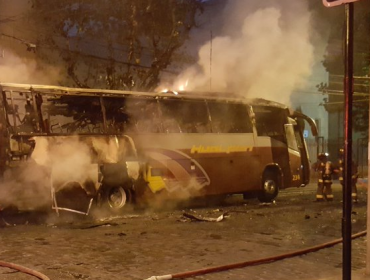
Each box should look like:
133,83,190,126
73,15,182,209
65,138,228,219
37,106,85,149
180,212,227,222
0,218,13,227
80,222,119,229
259,200,276,206
98,215,140,222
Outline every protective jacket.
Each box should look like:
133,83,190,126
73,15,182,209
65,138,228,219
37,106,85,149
313,159,334,201
338,158,358,201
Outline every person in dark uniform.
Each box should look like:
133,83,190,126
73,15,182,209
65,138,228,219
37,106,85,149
312,153,335,201
337,148,358,203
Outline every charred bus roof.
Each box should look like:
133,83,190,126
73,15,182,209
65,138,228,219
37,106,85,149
0,83,289,109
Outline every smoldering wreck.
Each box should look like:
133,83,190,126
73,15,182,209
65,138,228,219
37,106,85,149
0,83,317,216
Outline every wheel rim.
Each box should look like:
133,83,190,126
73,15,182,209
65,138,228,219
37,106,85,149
263,179,276,195
108,187,127,209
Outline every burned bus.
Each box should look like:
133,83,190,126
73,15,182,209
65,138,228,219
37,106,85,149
0,83,317,214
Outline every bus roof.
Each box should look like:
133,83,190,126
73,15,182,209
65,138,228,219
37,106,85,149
0,82,289,109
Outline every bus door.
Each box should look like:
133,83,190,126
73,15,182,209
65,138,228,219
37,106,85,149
253,105,293,189
293,124,310,185
291,112,318,185
284,120,303,188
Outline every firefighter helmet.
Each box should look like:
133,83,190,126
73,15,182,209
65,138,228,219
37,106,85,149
318,152,329,160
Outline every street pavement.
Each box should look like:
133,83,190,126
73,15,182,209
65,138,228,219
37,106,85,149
0,182,369,280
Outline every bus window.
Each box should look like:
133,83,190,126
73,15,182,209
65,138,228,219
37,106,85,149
159,98,211,133
253,106,286,141
41,95,104,134
284,124,299,151
207,102,253,133
294,128,304,149
103,97,133,133
125,97,161,133
4,91,39,133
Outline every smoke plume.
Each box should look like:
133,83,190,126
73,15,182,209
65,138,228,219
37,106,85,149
163,0,315,105
0,50,61,85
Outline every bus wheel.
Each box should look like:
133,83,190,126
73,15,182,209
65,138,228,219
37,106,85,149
103,186,132,212
258,173,279,203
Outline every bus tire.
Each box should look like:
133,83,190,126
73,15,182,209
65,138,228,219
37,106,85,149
102,185,133,213
258,172,279,203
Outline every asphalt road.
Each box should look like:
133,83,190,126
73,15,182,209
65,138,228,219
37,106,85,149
0,182,368,280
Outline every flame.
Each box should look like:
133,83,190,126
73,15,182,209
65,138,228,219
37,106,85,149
158,79,188,94
178,79,189,91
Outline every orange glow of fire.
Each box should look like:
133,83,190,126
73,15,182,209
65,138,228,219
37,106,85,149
159,79,189,94
178,80,189,91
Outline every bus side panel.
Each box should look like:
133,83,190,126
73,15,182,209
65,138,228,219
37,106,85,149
132,133,260,197
287,148,303,188
256,136,295,189
190,150,257,196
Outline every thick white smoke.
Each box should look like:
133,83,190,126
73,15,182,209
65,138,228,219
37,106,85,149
163,0,315,105
0,137,95,210
0,51,61,84
0,136,131,211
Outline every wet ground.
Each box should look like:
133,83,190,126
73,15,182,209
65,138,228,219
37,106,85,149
0,183,368,280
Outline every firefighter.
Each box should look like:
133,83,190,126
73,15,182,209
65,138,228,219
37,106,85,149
312,153,335,201
337,148,358,203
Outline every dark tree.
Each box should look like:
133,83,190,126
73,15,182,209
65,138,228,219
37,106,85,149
29,0,203,90
314,2,370,136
